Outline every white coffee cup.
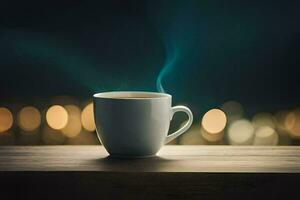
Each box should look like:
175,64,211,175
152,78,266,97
93,91,193,157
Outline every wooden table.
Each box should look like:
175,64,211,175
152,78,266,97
0,145,300,199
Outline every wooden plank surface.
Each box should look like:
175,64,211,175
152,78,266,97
0,145,300,172
1,146,300,199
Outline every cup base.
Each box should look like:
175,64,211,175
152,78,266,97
108,154,157,159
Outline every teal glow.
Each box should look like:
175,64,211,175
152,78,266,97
10,35,104,92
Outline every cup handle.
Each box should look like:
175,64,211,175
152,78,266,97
165,105,193,144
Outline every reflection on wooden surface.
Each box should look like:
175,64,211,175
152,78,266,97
0,145,300,172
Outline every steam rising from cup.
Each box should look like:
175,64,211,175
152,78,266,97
156,48,178,93
150,1,200,94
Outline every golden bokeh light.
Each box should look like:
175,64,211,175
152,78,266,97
284,109,300,139
46,105,68,130
284,112,296,132
17,106,41,132
228,119,254,145
0,107,13,133
221,101,243,122
62,105,82,138
81,103,96,132
252,113,276,129
201,109,227,134
275,110,291,133
253,126,278,146
201,109,226,142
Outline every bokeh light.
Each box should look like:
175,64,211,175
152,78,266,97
285,109,300,139
46,105,69,130
253,126,278,145
202,109,227,133
221,101,243,122
81,103,96,132
252,112,276,129
275,110,291,132
0,107,13,133
17,106,41,132
1,96,300,145
201,109,226,142
284,112,296,132
62,105,82,138
228,119,254,145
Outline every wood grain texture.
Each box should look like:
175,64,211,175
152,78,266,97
0,146,300,199
0,145,299,172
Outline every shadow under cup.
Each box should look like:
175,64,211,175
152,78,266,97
93,91,193,158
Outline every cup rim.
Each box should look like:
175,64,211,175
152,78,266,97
93,91,171,100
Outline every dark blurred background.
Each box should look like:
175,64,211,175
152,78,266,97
0,0,299,145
